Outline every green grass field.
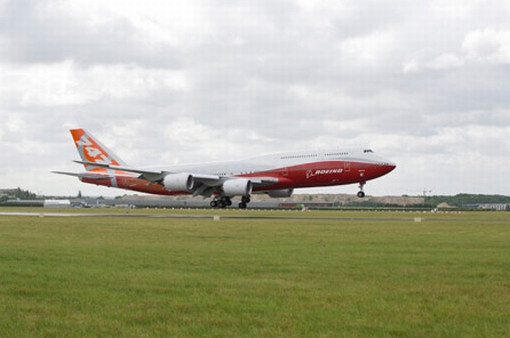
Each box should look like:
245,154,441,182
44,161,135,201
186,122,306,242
1,209,509,337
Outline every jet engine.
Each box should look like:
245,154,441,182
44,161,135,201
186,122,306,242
267,188,294,198
222,178,252,196
163,173,195,192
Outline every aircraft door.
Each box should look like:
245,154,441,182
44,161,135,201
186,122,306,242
344,161,351,172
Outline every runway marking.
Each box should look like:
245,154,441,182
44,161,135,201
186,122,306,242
0,211,416,221
2,211,508,222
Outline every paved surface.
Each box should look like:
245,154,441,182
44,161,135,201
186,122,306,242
2,211,510,223
0,211,416,221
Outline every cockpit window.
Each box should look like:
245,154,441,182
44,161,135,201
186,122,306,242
364,149,374,153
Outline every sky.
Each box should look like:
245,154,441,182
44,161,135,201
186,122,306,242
1,0,510,197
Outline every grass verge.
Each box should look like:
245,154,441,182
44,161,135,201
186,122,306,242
0,211,509,337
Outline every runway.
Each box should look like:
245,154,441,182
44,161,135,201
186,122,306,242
2,211,509,224
0,210,418,222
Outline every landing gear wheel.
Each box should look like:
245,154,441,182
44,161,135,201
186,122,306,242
357,182,366,198
238,195,250,209
210,200,218,208
217,200,226,208
222,197,232,206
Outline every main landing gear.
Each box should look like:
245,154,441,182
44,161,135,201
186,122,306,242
210,195,250,209
238,196,250,209
357,182,366,198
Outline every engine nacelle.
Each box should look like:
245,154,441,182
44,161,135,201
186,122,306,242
222,178,253,196
163,173,195,192
267,188,294,198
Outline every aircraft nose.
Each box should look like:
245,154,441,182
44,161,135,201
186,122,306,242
386,160,397,172
378,158,396,173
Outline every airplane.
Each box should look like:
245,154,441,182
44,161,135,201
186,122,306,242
53,128,396,208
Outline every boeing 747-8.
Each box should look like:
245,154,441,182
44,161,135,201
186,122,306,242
54,129,396,208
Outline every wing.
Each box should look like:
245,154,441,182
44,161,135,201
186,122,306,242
72,160,279,197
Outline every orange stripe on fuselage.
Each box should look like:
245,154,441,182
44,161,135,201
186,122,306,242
80,169,181,196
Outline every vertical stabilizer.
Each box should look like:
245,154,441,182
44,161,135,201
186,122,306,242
70,129,127,170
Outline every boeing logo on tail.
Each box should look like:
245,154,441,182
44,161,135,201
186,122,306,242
53,128,396,209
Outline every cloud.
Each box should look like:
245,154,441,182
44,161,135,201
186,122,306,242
0,0,185,66
428,53,465,70
403,52,465,73
0,61,188,107
402,27,510,73
1,0,510,196
339,31,396,69
430,0,483,19
462,28,510,64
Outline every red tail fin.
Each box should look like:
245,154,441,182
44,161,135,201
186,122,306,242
70,129,126,170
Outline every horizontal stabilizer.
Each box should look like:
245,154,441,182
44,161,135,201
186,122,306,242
52,171,115,180
51,171,81,177
73,160,162,179
73,160,175,183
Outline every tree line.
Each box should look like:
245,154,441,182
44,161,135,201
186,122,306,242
0,188,37,202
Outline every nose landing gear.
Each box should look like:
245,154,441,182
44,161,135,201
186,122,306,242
357,182,366,198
